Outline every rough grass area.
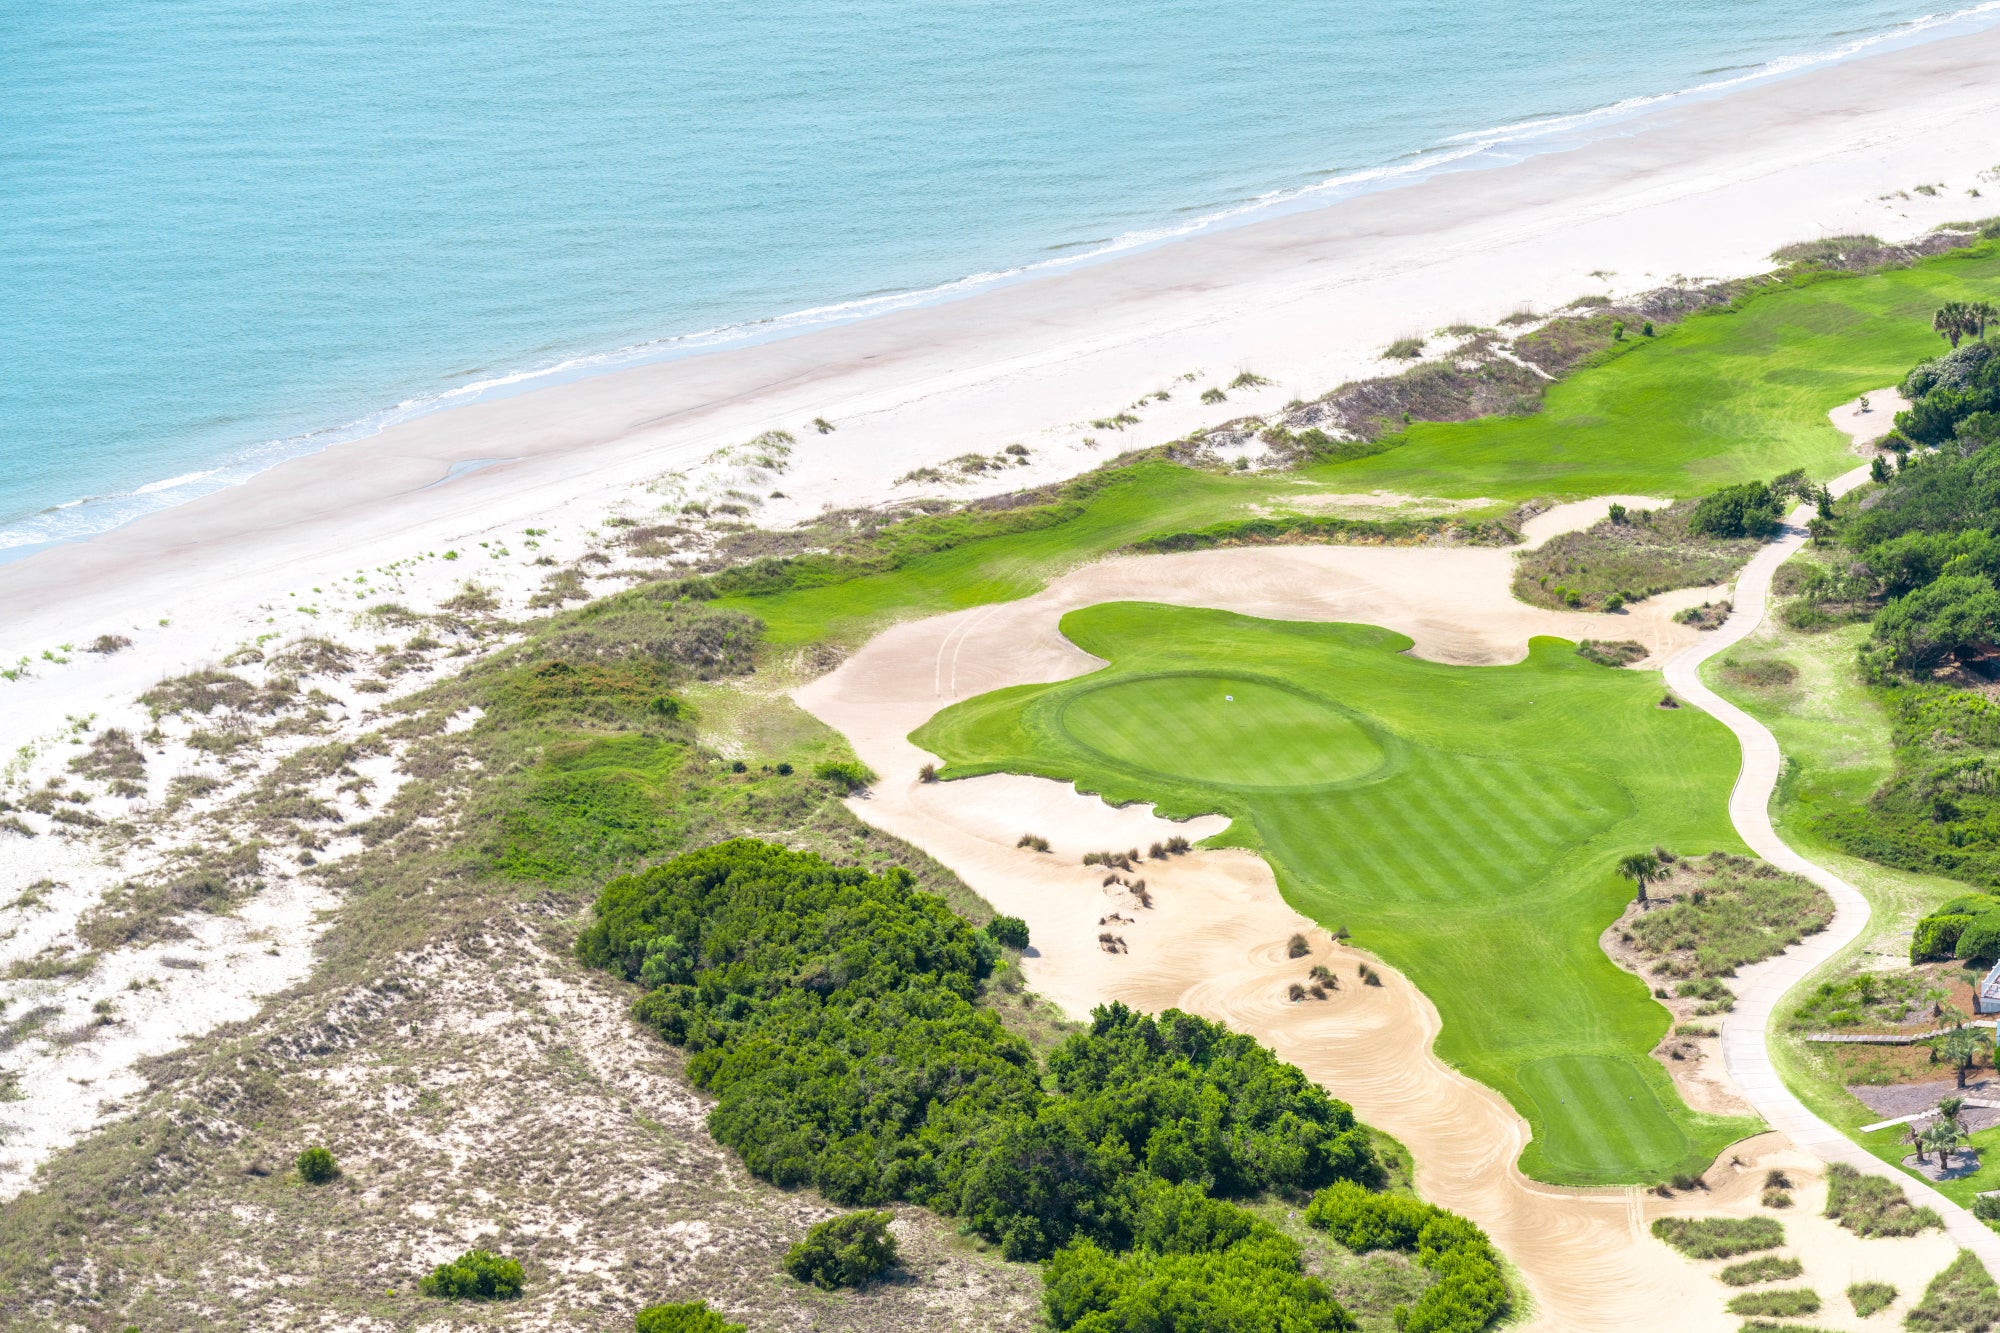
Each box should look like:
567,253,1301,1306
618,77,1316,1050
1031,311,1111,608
1617,852,1834,981
1648,1216,1784,1259
1721,1255,1804,1286
916,602,1758,1186
1513,499,1764,611
1725,1288,1820,1318
1577,640,1647,668
1824,1162,1944,1237
1907,1250,2000,1332
1848,1280,1897,1317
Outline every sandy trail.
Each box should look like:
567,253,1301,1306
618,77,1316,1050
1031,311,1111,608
797,397,1961,1327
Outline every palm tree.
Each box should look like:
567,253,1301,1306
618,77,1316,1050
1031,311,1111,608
1617,851,1664,907
1936,302,1972,349
1924,1118,1964,1171
1970,301,1998,342
1935,1025,1990,1088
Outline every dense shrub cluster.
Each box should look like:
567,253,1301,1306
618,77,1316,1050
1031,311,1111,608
580,840,1393,1262
419,1249,524,1301
1688,481,1785,539
1304,1181,1510,1333
783,1210,898,1289
1911,894,2000,961
634,1301,745,1333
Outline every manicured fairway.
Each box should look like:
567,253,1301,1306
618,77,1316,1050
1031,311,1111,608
726,243,2000,649
914,602,1762,1185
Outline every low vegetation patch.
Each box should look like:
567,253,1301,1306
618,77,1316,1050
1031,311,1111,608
1848,1280,1898,1318
1618,852,1832,981
1725,1288,1820,1318
1514,497,1766,611
1649,1216,1783,1259
1576,640,1646,668
295,1146,338,1184
1722,1255,1803,1286
1824,1162,1943,1237
1907,1250,2000,1332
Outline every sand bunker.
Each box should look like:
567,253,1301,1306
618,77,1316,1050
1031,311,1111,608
796,396,1955,1328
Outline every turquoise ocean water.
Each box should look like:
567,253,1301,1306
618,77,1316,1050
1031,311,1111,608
4,0,1997,551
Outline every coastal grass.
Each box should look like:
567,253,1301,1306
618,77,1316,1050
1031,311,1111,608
915,602,1760,1186
719,245,2000,649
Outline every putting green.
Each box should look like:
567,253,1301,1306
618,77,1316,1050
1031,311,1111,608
1059,673,1387,789
915,602,1762,1185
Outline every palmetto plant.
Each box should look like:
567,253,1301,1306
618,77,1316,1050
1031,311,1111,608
1617,850,1664,907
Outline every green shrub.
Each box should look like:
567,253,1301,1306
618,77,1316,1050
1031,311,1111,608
812,759,875,792
1973,1193,2000,1224
1961,917,2000,961
1721,1255,1803,1286
783,1210,898,1289
1907,1250,2000,1331
295,1145,338,1184
419,1249,524,1301
1648,1215,1783,1259
1304,1181,1510,1332
1824,1162,1943,1238
1847,1280,1897,1318
1915,913,1978,961
1689,482,1783,539
1726,1287,1819,1317
634,1301,746,1333
985,914,1031,949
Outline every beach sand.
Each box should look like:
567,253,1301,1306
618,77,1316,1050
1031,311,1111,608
2,11,1999,1286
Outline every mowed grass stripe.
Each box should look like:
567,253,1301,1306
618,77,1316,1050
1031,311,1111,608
916,603,1757,1185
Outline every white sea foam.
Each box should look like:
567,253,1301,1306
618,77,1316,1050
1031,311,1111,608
4,0,1997,558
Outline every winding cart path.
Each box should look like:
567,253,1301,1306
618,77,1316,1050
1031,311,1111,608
1664,462,2000,1266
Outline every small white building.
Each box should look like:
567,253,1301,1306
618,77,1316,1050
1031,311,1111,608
1979,961,2000,1015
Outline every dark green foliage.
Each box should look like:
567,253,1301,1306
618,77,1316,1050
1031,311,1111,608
1848,1281,1897,1318
1872,575,2000,674
1689,482,1784,539
1304,1181,1511,1333
1824,1162,1943,1237
419,1249,524,1301
1814,684,2000,890
986,914,1031,949
1648,1215,1783,1259
1907,1250,2000,1332
294,1145,338,1184
1897,340,1999,445
782,1210,898,1289
1726,1288,1820,1317
634,1300,746,1333
1044,1186,1358,1333
580,842,1389,1266
1721,1255,1803,1286
580,840,1038,1209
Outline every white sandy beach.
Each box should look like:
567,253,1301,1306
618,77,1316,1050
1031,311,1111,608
2,17,2000,1305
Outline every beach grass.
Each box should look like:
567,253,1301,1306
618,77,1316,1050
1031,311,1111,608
720,245,2000,650
914,602,1760,1186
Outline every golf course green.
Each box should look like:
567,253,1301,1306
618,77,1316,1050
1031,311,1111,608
914,602,1763,1185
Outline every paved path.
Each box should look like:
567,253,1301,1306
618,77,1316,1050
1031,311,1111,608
1663,465,2000,1262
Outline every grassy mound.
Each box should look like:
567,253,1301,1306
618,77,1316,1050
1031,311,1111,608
917,602,1758,1185
1649,1216,1783,1259
1824,1162,1943,1238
